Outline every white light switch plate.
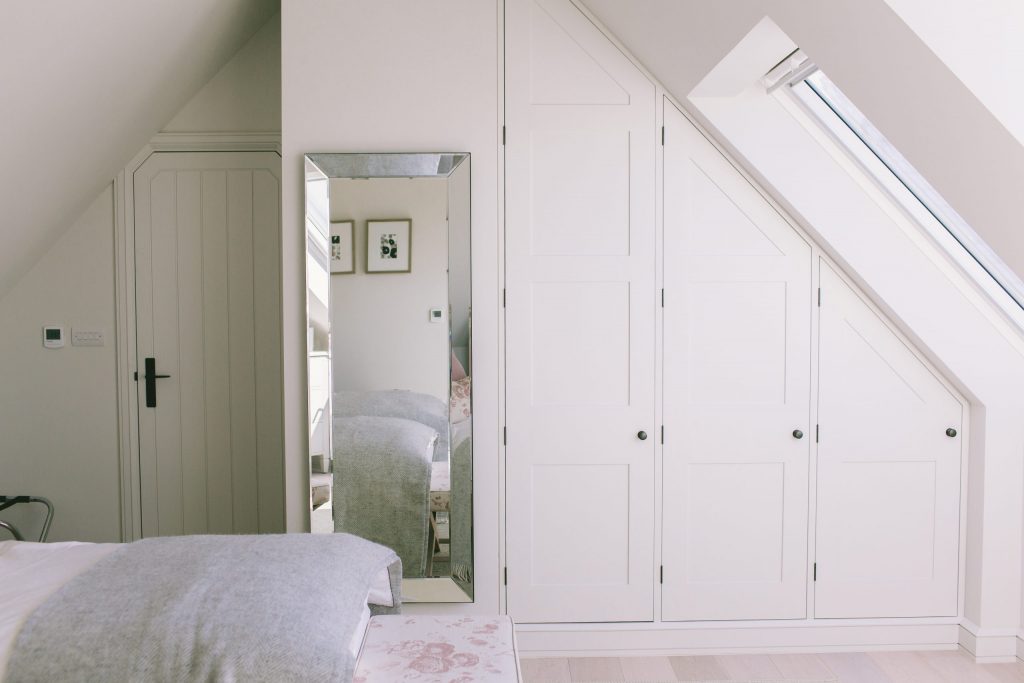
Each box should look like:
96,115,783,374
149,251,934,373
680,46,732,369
71,328,105,347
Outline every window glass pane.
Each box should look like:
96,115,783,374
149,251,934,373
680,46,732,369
804,70,1024,310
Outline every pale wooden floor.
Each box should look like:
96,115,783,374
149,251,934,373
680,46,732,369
520,650,1024,682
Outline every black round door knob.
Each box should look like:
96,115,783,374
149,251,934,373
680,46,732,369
792,429,804,439
637,431,648,441
946,428,958,438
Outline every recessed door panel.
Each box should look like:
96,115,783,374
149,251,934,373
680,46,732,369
505,0,656,623
527,0,629,106
530,464,631,585
683,463,786,583
530,130,630,255
662,100,811,621
686,282,788,405
531,282,631,406
815,261,962,618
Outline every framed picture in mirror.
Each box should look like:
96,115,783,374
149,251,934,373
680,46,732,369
329,220,355,274
367,219,412,273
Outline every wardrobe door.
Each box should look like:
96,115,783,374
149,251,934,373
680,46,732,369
662,102,812,621
504,0,657,622
815,262,962,618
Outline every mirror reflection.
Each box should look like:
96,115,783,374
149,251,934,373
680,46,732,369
305,154,472,602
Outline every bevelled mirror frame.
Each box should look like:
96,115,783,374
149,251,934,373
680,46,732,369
304,153,473,603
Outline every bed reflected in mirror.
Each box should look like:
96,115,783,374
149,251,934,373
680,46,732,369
304,153,473,602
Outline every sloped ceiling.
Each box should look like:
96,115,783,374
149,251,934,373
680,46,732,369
883,0,1024,150
0,1,278,299
580,0,1024,283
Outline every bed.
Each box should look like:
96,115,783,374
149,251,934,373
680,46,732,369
332,415,438,577
0,534,400,682
332,389,451,463
331,387,474,586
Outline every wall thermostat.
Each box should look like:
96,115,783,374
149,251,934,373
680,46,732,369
429,308,444,324
42,326,65,349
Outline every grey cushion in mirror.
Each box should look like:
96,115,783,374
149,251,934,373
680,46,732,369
333,389,450,462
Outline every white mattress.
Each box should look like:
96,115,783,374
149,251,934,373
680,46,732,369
0,539,393,678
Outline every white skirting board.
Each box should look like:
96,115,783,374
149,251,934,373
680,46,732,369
513,621,961,658
956,620,1019,663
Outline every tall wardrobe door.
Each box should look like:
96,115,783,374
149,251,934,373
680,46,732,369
662,101,812,621
504,0,657,622
815,261,962,618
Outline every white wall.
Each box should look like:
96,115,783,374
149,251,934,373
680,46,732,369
330,178,449,402
282,1,500,612
0,15,282,543
0,187,121,542
0,0,276,300
164,13,282,133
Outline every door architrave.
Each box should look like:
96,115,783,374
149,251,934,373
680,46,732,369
113,132,281,541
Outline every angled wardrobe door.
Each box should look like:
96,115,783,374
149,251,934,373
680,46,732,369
134,151,283,537
504,0,657,622
662,101,812,621
815,261,962,618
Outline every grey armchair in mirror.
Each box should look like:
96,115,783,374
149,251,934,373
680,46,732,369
304,153,473,603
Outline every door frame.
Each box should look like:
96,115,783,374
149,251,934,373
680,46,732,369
113,132,282,541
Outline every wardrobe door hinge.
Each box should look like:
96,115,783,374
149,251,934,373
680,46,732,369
502,125,506,146
813,563,817,581
661,125,665,146
660,565,664,584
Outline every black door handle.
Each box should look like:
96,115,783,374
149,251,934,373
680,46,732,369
143,357,171,408
637,431,648,441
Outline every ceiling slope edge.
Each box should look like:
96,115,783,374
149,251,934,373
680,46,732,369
0,0,278,302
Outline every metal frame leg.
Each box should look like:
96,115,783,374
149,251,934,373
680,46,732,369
0,520,24,541
0,496,54,542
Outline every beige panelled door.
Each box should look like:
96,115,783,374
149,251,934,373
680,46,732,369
815,261,962,618
505,0,657,622
662,101,812,621
134,152,283,537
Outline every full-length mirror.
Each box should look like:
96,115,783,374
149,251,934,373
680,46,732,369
304,153,473,602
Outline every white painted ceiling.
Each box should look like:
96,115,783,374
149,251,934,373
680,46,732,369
581,0,1024,282
0,0,278,299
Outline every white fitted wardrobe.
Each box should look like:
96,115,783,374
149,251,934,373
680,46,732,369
503,0,965,627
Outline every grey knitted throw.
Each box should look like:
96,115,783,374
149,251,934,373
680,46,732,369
332,415,437,578
5,534,401,683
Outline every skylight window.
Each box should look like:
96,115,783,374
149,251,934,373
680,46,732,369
783,66,1024,325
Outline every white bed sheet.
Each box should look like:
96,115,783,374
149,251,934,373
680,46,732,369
0,540,118,676
0,540,394,678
